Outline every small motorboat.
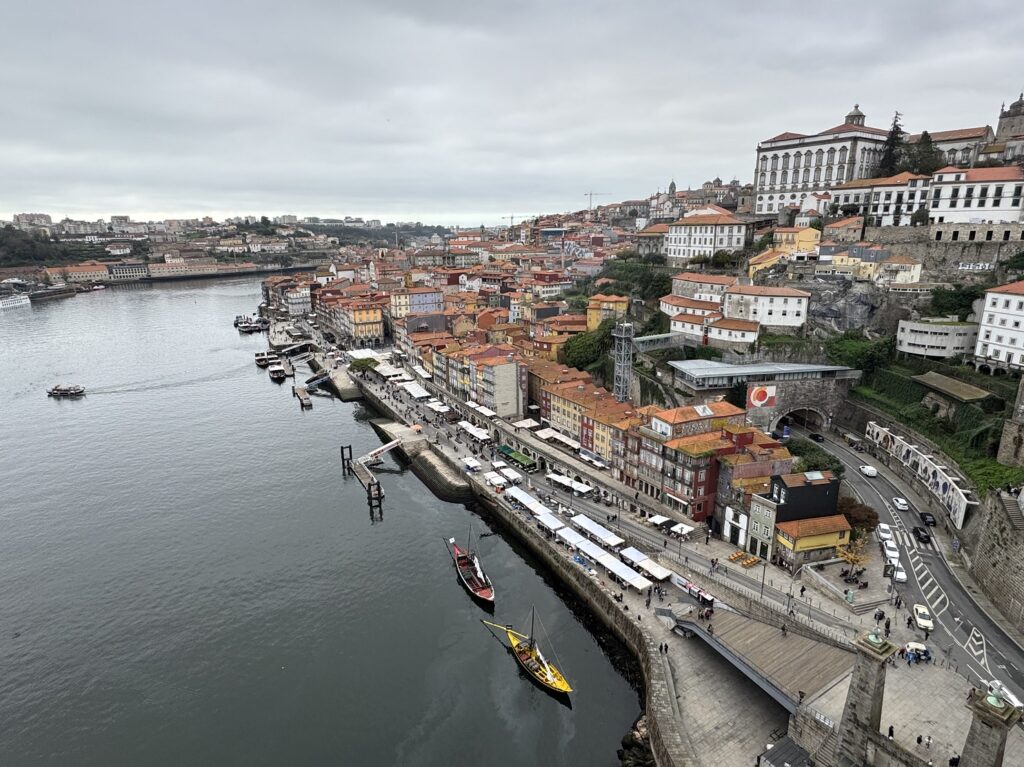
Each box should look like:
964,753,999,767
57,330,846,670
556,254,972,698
254,352,279,368
47,384,86,398
268,364,287,382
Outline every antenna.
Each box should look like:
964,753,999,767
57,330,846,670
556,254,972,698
584,191,609,211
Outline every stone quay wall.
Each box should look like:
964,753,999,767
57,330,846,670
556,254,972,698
349,373,699,767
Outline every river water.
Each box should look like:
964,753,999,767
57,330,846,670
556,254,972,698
0,278,640,766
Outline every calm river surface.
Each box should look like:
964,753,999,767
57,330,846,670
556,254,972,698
0,278,639,766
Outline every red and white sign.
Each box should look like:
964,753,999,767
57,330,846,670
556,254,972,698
747,385,777,409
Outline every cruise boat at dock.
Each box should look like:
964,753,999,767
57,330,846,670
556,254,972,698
268,364,287,382
254,351,279,368
0,293,31,309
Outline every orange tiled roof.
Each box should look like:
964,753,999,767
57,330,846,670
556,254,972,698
776,514,851,539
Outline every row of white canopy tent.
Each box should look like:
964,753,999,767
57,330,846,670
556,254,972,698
400,381,431,400
411,364,431,380
457,421,491,442
619,546,674,582
483,471,508,488
504,485,554,516
570,514,625,548
546,473,593,495
427,400,452,414
463,401,497,419
573,539,651,591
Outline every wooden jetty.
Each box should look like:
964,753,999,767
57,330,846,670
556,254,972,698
292,385,312,409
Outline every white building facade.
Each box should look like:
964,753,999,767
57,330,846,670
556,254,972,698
897,316,979,360
974,281,1024,371
722,286,809,329
928,166,1024,225
753,106,889,215
664,214,751,266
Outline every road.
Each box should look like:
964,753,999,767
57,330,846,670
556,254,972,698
798,428,1024,694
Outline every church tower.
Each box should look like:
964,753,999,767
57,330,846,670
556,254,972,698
997,93,1024,141
845,104,865,126
668,179,676,196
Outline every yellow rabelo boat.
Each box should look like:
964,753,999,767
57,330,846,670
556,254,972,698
482,609,573,696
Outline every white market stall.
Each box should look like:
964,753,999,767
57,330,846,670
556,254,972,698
619,546,674,582
570,514,625,548
536,513,565,533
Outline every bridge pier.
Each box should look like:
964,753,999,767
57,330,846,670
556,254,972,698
959,688,1022,766
835,630,897,766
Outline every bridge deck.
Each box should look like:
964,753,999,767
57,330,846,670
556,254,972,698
678,609,854,708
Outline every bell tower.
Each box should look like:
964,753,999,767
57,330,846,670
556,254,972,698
846,104,866,126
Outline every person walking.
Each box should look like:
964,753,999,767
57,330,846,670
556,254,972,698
925,735,931,750
917,735,923,747
799,585,806,598
781,624,787,637
888,725,894,740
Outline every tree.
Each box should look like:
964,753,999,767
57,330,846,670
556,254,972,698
827,202,840,216
876,111,904,177
755,232,774,251
838,496,880,532
786,438,846,478
642,253,666,265
840,203,860,217
566,294,589,313
910,205,929,227
902,130,945,175
929,284,988,321
350,358,379,372
809,218,823,231
562,318,617,370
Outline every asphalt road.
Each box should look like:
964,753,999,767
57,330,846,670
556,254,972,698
796,428,1024,694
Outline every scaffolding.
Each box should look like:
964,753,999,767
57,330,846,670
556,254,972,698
612,322,635,403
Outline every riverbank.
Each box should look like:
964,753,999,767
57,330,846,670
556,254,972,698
345,369,695,767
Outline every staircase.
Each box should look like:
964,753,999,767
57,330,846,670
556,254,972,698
1000,492,1024,531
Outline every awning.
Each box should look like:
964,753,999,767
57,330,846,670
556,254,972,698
547,473,593,495
483,471,507,487
427,401,451,413
536,513,565,533
636,559,673,582
556,527,586,547
457,421,491,442
575,538,607,562
597,553,652,591
571,514,624,547
670,522,696,536
664,493,689,506
464,457,482,470
512,418,540,429
412,365,431,379
476,406,497,418
648,514,671,526
504,485,533,506
491,461,508,470
464,400,480,410
400,381,431,399
619,546,648,567
535,427,558,440
500,468,522,483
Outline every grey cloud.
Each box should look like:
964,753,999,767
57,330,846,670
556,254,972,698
2,0,1023,223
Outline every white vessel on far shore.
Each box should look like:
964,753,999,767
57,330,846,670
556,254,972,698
0,293,31,309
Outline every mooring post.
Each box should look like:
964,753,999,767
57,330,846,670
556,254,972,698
340,444,353,475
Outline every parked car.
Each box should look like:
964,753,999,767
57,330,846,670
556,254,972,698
892,563,908,583
913,526,932,544
875,522,893,542
919,511,937,526
892,497,910,512
809,433,825,443
913,603,934,631
883,539,900,560
859,465,878,477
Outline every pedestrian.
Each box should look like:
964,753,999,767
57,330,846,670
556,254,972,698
885,617,891,632
917,735,923,747
684,555,689,565
705,534,710,545
888,725,894,741
907,616,914,629
968,687,975,702
781,624,787,636
707,624,713,636
924,629,929,641
925,735,931,749
884,626,890,638
663,539,667,548
800,585,806,598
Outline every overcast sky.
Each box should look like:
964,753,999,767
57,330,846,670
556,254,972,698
3,1,1023,226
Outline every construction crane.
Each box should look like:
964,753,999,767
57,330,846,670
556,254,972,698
501,214,518,227
584,191,609,211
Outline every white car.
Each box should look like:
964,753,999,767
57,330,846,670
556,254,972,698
883,539,900,560
913,603,934,631
892,563,908,583
875,522,893,542
892,497,910,512
859,465,878,477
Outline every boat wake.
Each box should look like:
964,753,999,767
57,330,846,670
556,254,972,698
87,363,253,395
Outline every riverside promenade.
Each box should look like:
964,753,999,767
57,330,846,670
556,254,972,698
344,364,1024,767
